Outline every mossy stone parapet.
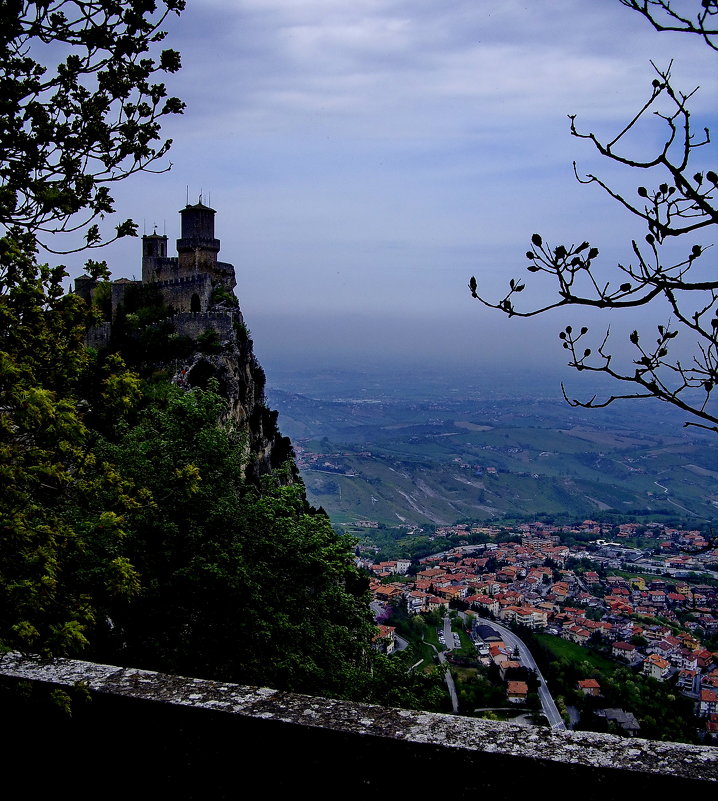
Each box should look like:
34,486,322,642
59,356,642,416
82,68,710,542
1,653,716,796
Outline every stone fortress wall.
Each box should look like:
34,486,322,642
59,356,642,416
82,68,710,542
76,200,239,340
172,310,241,341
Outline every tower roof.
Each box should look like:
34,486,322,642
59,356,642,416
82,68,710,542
180,201,216,213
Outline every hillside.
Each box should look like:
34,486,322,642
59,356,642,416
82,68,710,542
267,367,718,530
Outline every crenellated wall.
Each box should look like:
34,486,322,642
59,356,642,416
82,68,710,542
171,310,240,341
154,273,213,313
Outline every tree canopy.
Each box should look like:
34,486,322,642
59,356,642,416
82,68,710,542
1,0,185,658
0,0,185,251
470,0,717,432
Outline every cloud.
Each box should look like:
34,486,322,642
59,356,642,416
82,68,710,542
57,0,717,374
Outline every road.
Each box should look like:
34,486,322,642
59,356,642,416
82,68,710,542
429,629,459,714
475,617,566,730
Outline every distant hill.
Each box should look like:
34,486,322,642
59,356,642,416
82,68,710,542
267,373,718,529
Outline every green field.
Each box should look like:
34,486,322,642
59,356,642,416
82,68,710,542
268,374,718,530
534,633,616,674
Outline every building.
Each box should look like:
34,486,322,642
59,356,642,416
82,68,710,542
75,201,242,347
643,653,670,681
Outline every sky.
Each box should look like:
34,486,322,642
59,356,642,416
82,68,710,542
58,0,717,381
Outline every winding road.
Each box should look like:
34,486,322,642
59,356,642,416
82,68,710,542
475,616,566,730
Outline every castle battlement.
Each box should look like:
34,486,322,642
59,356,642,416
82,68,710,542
172,309,244,342
77,202,239,326
154,274,211,289
173,310,238,321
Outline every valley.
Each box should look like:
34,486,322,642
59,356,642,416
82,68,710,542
266,366,718,533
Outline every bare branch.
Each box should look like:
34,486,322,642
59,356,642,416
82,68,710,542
470,47,717,431
619,0,718,51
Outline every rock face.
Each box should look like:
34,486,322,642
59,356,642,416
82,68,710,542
176,320,295,483
77,202,296,483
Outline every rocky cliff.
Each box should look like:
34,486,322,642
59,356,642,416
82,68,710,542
170,312,295,483
78,202,297,484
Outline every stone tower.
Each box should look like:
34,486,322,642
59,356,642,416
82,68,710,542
141,230,169,283
177,202,220,277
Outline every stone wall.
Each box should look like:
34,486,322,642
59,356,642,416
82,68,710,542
154,273,213,313
110,279,142,318
1,653,716,796
171,310,239,341
85,322,111,350
143,255,179,283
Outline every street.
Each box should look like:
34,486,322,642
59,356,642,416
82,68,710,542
475,616,566,730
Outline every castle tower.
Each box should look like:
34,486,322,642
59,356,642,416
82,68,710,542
142,230,169,283
177,201,220,276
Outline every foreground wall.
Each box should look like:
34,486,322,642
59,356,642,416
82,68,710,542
1,653,716,798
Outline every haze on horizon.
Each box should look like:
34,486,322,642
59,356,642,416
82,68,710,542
58,1,717,381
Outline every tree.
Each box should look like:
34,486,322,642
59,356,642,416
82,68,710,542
1,0,184,655
469,0,718,432
0,233,144,655
620,1,717,49
87,382,381,698
1,0,185,251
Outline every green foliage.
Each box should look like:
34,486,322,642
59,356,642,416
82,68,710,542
211,285,238,307
1,0,185,249
530,632,700,743
197,328,222,354
0,4,456,711
0,232,144,656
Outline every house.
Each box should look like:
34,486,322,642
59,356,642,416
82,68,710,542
474,624,503,645
563,624,591,646
677,669,698,693
596,708,641,736
426,595,446,613
500,661,522,680
506,681,529,704
699,688,718,717
612,642,638,662
678,650,699,671
373,625,396,655
374,585,403,604
697,649,715,670
489,645,512,665
406,591,428,615
643,653,670,681
466,595,500,617
577,679,601,696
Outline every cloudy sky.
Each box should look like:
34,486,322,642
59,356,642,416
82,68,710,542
63,0,717,377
